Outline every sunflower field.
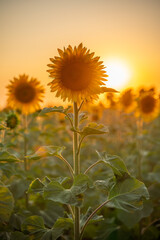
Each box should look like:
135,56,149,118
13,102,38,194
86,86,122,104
0,44,160,240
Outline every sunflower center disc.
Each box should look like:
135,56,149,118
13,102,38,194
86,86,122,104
140,96,156,113
121,93,133,107
60,61,92,91
15,83,36,103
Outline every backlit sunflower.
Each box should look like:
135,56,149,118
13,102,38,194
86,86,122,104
106,93,117,109
7,74,45,114
119,88,135,113
47,43,108,103
138,92,158,121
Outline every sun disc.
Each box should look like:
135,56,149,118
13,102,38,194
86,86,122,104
104,59,132,90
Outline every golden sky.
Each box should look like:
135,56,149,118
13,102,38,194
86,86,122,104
1,0,160,107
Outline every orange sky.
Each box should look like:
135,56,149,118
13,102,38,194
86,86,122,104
1,0,160,107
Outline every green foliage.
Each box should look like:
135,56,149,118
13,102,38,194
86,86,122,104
0,151,22,163
39,106,71,115
21,215,73,240
26,146,65,160
108,177,149,212
79,122,108,137
0,105,159,239
96,151,129,177
29,174,92,207
0,181,14,222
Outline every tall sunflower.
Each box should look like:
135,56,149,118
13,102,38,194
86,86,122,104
7,74,45,114
138,92,158,121
47,43,108,103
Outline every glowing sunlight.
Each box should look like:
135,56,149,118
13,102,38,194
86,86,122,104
104,59,132,90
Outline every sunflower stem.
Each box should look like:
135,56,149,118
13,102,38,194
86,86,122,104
79,199,110,240
84,160,103,174
73,102,80,240
24,114,29,209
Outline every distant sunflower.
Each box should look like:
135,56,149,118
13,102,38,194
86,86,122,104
7,74,45,114
138,93,158,121
106,93,117,109
119,88,135,112
47,43,108,103
6,113,19,129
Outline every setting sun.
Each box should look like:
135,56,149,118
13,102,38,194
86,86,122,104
104,59,132,90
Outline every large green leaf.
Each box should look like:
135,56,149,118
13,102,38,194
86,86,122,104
0,151,22,163
28,178,45,193
44,174,92,206
26,146,65,160
39,106,71,116
117,200,153,228
97,151,129,177
22,216,72,240
108,177,149,212
0,182,14,222
22,215,46,239
79,123,108,137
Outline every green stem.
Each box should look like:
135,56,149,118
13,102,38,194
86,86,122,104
79,199,110,240
73,102,80,240
137,117,143,180
67,204,75,220
84,160,102,174
24,114,29,208
24,114,28,171
56,155,74,179
77,136,85,156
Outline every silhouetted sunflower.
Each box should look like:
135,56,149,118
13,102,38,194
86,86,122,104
106,93,117,109
7,74,45,114
47,43,108,103
119,88,135,112
138,93,158,121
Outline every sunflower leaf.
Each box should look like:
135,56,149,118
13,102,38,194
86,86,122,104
39,106,71,116
44,174,92,206
96,151,129,177
22,216,73,240
0,151,22,163
28,178,45,193
0,181,14,222
101,87,119,93
26,146,65,160
108,177,149,212
79,123,108,137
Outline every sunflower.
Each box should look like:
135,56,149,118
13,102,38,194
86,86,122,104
119,88,135,113
6,113,19,129
7,74,45,114
138,92,158,121
47,43,108,103
106,92,117,109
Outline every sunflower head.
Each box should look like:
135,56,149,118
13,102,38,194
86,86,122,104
7,74,45,114
6,113,19,129
106,93,117,109
47,43,108,103
138,92,158,121
119,88,135,112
